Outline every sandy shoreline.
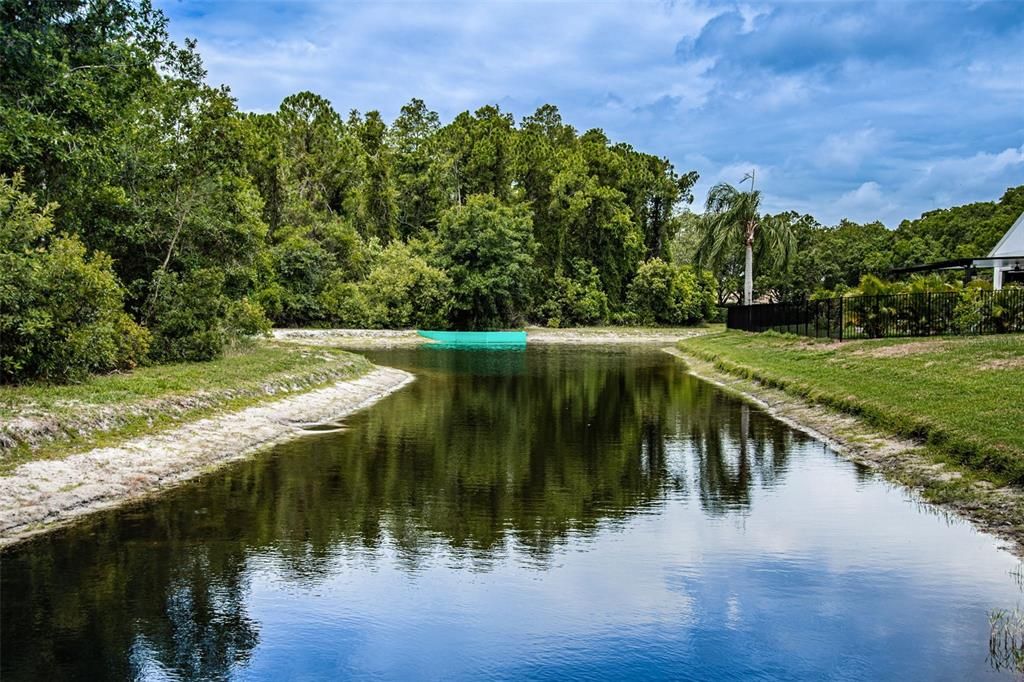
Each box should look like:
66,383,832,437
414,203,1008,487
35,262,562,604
273,326,711,348
1,328,708,547
6,332,1018,559
664,347,1024,558
0,366,413,547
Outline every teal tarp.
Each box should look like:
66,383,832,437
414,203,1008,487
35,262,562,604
417,330,527,346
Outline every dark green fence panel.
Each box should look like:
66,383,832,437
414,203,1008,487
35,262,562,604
726,289,1024,340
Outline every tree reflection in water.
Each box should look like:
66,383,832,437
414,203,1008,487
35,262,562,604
1,347,799,680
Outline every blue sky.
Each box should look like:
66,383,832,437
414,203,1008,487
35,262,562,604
156,0,1024,226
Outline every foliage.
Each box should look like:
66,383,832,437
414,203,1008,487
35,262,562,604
436,195,536,329
0,175,149,383
225,297,272,343
695,181,796,305
360,242,452,329
146,269,230,362
540,260,609,327
3,0,1021,383
264,234,333,326
320,279,370,328
756,187,1024,304
625,259,715,326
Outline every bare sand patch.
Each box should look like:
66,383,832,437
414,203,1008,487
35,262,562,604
979,357,1024,371
274,327,713,348
0,367,413,546
273,328,426,348
850,339,952,358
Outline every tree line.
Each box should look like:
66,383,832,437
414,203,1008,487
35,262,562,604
0,0,716,383
682,184,1024,305
2,0,1021,383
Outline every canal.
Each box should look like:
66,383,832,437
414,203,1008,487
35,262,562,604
2,346,1020,679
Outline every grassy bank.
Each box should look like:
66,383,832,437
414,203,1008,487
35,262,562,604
678,331,1024,482
0,342,373,473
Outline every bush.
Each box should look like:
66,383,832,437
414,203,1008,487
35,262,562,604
436,195,536,329
361,242,451,329
147,269,230,362
268,234,334,325
625,259,714,325
225,297,272,344
320,278,370,328
0,176,149,383
539,260,609,326
320,243,452,329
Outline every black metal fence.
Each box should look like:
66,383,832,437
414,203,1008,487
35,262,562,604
726,288,1024,340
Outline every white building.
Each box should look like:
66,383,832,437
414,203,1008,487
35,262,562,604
889,209,1024,287
989,210,1024,290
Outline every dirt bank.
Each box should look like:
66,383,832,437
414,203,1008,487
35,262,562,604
274,326,712,348
665,347,1024,558
273,328,425,348
527,327,711,344
0,366,413,547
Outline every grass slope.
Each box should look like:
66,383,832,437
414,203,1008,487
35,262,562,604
0,342,373,472
678,331,1024,481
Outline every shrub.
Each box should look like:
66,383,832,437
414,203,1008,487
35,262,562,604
0,175,149,383
991,290,1024,333
320,278,370,328
268,234,333,325
625,259,714,325
225,297,272,345
436,195,536,329
539,260,609,327
146,269,230,362
361,242,451,329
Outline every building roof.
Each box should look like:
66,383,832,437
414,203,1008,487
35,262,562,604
989,210,1024,258
888,210,1024,275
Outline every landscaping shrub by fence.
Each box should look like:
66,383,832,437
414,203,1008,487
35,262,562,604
727,288,1024,340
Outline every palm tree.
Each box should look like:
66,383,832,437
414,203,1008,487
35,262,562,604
695,172,795,305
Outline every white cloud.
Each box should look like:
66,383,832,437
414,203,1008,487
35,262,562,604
156,0,1024,227
832,181,896,221
918,145,1024,185
817,128,883,169
911,145,1024,209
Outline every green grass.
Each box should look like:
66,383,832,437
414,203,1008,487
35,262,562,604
0,341,373,472
678,331,1024,481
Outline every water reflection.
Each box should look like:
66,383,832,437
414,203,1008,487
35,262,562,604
1,347,1017,680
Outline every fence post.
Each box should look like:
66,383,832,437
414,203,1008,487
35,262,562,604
838,296,844,341
927,291,933,336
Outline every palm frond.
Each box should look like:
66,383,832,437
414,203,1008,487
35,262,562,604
695,182,761,268
754,214,797,272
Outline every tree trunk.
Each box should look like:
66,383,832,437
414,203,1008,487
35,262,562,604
744,242,753,305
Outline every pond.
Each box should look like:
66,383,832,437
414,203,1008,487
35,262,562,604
2,346,1022,680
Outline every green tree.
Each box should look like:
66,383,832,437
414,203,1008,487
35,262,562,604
625,258,715,325
695,175,795,305
892,185,1024,265
352,110,398,243
549,148,642,307
436,106,517,203
122,76,268,317
0,0,169,232
359,242,451,329
436,195,536,329
538,259,609,327
389,99,447,237
0,175,148,382
513,105,577,304
273,91,357,230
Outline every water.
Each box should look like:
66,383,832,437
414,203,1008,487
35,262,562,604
2,346,1021,680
